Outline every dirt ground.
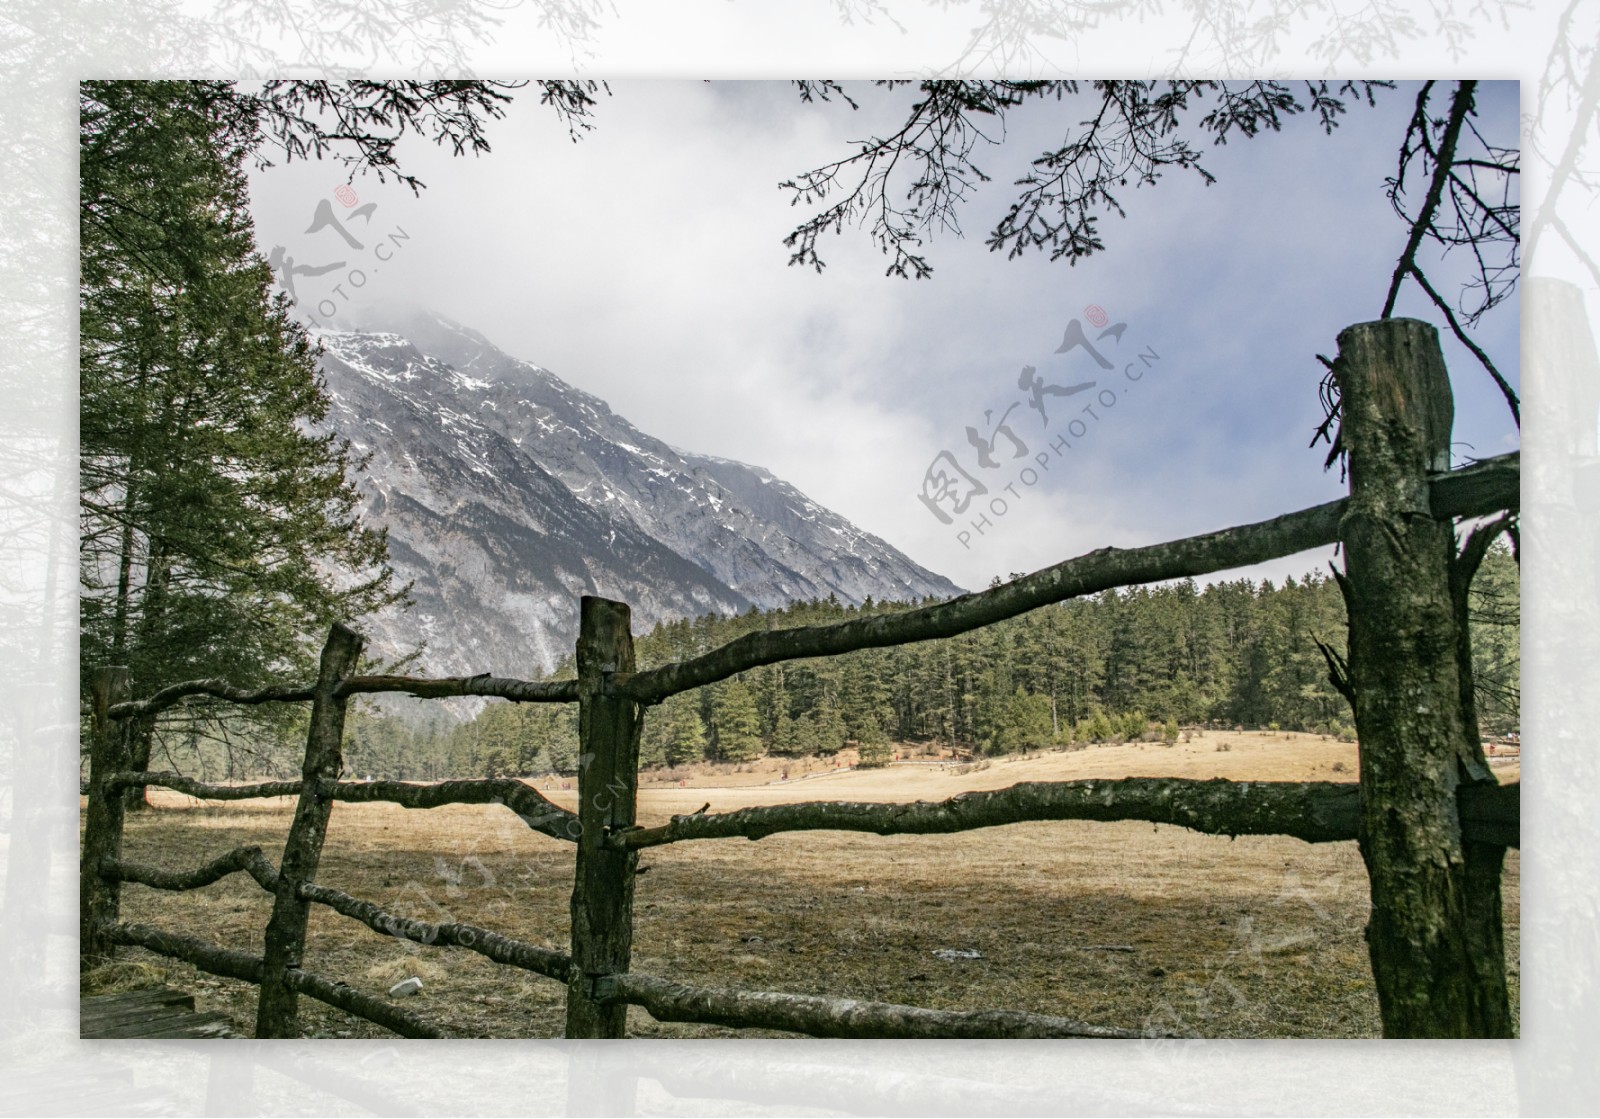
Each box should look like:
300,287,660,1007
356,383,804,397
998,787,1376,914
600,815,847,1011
92,730,1520,1039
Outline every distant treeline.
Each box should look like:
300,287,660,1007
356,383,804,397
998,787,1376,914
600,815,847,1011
327,544,1516,780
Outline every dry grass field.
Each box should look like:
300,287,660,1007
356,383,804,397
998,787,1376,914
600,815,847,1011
89,730,1520,1039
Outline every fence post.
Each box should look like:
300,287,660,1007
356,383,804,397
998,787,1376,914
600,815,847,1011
80,666,131,970
565,596,642,1039
1335,317,1510,1036
256,623,363,1038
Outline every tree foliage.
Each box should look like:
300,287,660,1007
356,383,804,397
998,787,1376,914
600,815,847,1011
79,78,555,790
80,81,407,714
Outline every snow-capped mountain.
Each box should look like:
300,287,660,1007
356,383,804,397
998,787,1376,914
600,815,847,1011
316,308,963,678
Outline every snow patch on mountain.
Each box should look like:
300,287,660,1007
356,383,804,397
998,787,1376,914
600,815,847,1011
315,308,962,681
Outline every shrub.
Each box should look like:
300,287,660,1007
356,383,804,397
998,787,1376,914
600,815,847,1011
856,739,892,768
1080,711,1115,744
1117,710,1148,742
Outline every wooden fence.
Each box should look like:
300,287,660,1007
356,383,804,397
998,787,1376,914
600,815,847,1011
80,319,1521,1039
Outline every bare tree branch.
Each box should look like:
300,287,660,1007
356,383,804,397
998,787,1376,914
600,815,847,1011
783,80,1390,278
105,771,580,841
103,845,280,894
611,776,1518,851
1408,265,1520,426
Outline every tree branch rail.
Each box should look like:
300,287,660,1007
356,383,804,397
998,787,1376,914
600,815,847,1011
611,777,1518,851
104,771,580,842
624,453,1518,703
598,972,1182,1039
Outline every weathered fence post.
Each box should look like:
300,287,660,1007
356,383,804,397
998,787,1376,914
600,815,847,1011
1335,317,1510,1036
80,666,131,970
565,596,642,1039
256,623,363,1038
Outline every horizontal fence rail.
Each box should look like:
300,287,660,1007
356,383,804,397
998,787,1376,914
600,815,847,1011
104,922,447,1038
297,881,573,983
337,674,580,704
596,974,1185,1039
100,848,572,983
109,673,578,722
109,921,265,984
100,844,573,1029
284,967,449,1040
623,453,1519,703
106,771,580,842
104,847,279,893
611,777,1520,851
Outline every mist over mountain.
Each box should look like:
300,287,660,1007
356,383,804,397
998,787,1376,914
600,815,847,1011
316,308,963,680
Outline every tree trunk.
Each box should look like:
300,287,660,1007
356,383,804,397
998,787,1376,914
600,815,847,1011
1334,317,1511,1036
255,623,363,1038
121,716,156,812
81,666,131,970
122,537,171,812
565,597,641,1038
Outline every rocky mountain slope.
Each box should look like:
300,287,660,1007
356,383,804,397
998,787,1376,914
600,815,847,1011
316,309,962,679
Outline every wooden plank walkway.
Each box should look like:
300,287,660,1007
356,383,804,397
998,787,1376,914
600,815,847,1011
80,986,239,1039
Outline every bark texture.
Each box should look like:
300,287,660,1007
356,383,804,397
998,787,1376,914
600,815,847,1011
298,880,572,982
256,623,363,1039
565,597,642,1038
108,920,265,983
105,921,446,1039
1336,317,1511,1036
602,973,1179,1039
80,667,131,969
108,672,576,722
615,777,1518,851
104,846,280,893
108,771,579,842
283,968,449,1039
339,673,578,704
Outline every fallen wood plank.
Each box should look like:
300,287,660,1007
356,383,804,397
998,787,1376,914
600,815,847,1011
99,1011,238,1039
80,985,239,1040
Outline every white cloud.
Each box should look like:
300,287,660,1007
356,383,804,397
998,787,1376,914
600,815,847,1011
248,79,1521,595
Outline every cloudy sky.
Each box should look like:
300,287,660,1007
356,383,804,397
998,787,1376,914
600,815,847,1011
248,80,1521,593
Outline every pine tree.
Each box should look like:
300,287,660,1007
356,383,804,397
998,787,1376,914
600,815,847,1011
80,82,408,800
711,679,765,763
659,692,708,767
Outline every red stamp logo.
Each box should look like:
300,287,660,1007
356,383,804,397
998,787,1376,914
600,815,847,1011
1085,304,1109,328
334,184,359,208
